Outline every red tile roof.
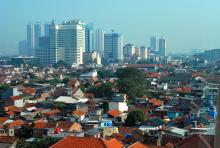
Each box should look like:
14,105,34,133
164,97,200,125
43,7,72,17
10,96,21,101
149,98,162,106
43,109,61,116
34,121,48,129
50,136,106,148
128,142,149,148
107,110,122,117
73,110,85,116
176,87,192,93
20,87,36,95
103,138,123,148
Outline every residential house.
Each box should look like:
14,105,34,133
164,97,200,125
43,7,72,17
0,136,18,148
6,96,24,108
109,94,128,112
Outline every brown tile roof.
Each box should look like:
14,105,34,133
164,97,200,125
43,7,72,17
50,136,107,148
107,110,122,117
103,138,123,148
0,117,9,125
24,103,37,108
128,142,149,148
43,109,61,116
0,136,18,144
176,135,213,148
5,106,22,112
56,121,73,131
6,120,24,127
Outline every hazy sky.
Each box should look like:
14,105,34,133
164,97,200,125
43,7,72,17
1,0,220,55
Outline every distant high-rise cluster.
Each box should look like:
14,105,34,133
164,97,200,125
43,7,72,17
150,36,166,56
18,20,167,65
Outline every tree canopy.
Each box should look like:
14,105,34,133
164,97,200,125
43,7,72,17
125,110,145,126
116,67,147,100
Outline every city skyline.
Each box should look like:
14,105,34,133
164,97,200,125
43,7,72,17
1,0,220,55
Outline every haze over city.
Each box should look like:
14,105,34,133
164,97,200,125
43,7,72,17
0,0,220,55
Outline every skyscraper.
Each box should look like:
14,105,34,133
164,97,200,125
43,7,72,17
104,32,123,63
27,23,44,56
159,36,166,56
95,29,104,56
150,36,158,52
49,20,85,65
85,23,95,52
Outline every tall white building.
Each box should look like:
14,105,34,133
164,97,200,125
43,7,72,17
159,36,166,56
49,20,86,65
104,32,123,63
95,29,105,56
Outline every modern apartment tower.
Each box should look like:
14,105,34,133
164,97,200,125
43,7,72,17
159,36,166,56
104,32,123,63
49,20,86,65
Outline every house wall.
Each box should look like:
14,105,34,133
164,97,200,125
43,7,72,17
109,102,128,112
14,99,24,108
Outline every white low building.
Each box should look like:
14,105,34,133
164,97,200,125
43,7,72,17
54,96,88,104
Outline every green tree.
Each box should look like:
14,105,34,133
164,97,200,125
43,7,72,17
32,137,59,148
16,138,29,148
116,68,147,100
125,110,145,126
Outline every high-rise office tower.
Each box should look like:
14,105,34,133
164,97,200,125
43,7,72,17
44,23,50,37
49,20,85,65
123,43,135,61
27,23,44,56
159,36,166,56
104,32,123,63
18,40,28,56
150,36,158,52
85,23,95,52
95,29,104,56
